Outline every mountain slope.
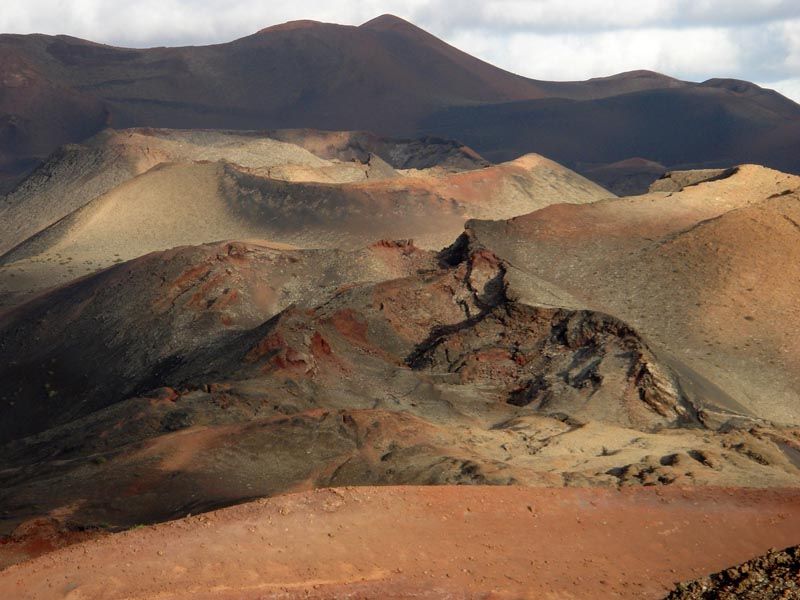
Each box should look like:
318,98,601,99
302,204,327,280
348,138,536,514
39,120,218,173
0,127,489,258
1,234,798,536
0,129,342,257
0,15,545,183
0,128,611,307
461,166,800,423
1,15,797,190
0,164,799,570
422,85,800,172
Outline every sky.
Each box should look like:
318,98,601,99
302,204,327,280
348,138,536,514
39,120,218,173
2,0,799,102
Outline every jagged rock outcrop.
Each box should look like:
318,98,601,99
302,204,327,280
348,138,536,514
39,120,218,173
665,545,800,599
649,167,739,193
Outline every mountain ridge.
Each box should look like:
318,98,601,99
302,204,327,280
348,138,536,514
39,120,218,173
2,14,797,194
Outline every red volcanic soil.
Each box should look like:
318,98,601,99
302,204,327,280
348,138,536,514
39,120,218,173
3,486,800,599
0,519,109,572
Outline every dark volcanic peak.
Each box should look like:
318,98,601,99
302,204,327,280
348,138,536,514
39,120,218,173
588,69,680,82
699,77,800,118
0,15,798,192
256,19,330,34
702,77,767,93
360,14,419,30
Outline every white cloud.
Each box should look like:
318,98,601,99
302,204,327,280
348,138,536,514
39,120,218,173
417,0,800,33
450,27,742,82
0,0,798,102
762,77,800,101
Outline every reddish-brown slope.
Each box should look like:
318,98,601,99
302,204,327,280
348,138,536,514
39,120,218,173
3,486,800,599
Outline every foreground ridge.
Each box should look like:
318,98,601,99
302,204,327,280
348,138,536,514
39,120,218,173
3,486,800,599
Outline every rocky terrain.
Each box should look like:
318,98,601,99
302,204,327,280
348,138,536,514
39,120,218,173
3,232,799,538
0,122,799,597
666,545,800,599
1,15,798,193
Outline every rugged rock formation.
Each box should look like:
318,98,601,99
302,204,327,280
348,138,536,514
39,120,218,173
649,167,739,193
1,235,798,538
459,166,800,424
666,545,800,599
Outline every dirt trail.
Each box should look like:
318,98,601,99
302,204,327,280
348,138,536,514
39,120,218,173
3,485,800,599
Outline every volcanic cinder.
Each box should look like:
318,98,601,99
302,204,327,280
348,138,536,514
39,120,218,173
1,13,800,600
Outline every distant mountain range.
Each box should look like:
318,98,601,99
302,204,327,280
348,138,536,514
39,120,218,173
1,13,798,193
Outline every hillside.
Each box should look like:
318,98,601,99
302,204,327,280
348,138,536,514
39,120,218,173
0,15,797,192
423,85,800,177
1,199,799,536
461,166,800,423
3,487,800,599
0,128,610,306
1,144,799,599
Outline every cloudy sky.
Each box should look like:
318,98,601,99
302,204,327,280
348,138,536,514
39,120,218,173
3,0,799,101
